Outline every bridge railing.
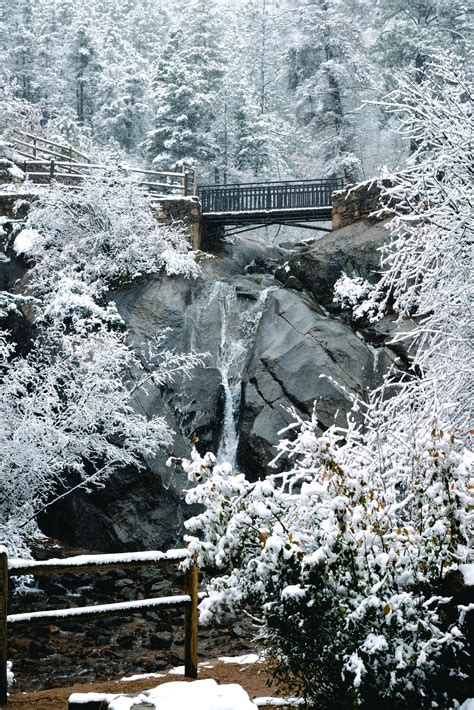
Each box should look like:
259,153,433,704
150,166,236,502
19,160,195,198
198,178,344,214
8,128,91,165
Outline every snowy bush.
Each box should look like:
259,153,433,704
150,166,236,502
0,178,202,557
183,403,472,708
12,176,199,327
333,272,380,321
0,325,199,558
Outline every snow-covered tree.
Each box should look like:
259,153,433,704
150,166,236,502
0,327,173,558
348,53,473,428
284,0,372,181
1,176,202,557
373,0,472,82
146,0,225,172
12,176,199,328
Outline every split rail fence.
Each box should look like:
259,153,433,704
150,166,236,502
8,129,197,198
0,547,199,706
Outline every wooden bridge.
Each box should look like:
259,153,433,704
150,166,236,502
198,178,343,236
2,129,344,244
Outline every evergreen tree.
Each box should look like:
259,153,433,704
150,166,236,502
285,0,372,182
67,22,101,126
146,0,225,172
95,31,150,152
373,0,472,82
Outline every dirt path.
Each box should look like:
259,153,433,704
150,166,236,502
7,658,280,709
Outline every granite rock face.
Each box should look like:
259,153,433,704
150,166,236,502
275,220,389,311
237,288,398,477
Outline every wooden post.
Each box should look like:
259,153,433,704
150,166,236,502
182,165,189,197
32,137,37,159
184,557,198,678
0,548,8,707
49,159,55,182
68,147,73,173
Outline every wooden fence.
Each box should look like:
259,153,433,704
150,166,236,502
9,129,90,165
8,129,197,198
0,547,199,706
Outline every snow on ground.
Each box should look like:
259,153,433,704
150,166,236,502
167,656,262,677
121,672,165,682
70,679,258,709
460,701,474,710
459,564,474,586
218,655,263,665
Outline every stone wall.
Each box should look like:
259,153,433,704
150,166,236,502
332,179,391,230
153,196,202,250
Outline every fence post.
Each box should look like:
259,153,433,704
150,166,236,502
32,137,37,159
0,547,8,706
49,159,55,182
182,165,189,197
184,555,198,678
68,147,73,173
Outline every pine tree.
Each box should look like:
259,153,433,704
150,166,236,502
284,0,372,182
68,22,101,126
95,31,150,152
146,0,225,172
373,0,472,82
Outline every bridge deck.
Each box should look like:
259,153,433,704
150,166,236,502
198,178,343,225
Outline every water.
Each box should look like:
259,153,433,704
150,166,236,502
207,281,271,468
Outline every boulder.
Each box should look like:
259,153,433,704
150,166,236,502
275,220,389,311
238,288,398,477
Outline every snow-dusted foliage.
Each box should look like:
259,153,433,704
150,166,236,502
1,178,201,557
339,55,473,429
333,273,379,321
13,177,198,325
183,402,472,707
0,325,192,558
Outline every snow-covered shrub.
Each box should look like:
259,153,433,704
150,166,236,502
12,176,199,327
1,177,202,557
0,326,191,557
333,272,380,321
183,401,472,708
0,87,43,139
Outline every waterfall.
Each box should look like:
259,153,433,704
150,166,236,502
214,283,246,466
207,281,271,468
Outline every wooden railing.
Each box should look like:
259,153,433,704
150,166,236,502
18,159,196,198
198,178,344,214
8,129,197,198
0,547,199,706
9,129,90,165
